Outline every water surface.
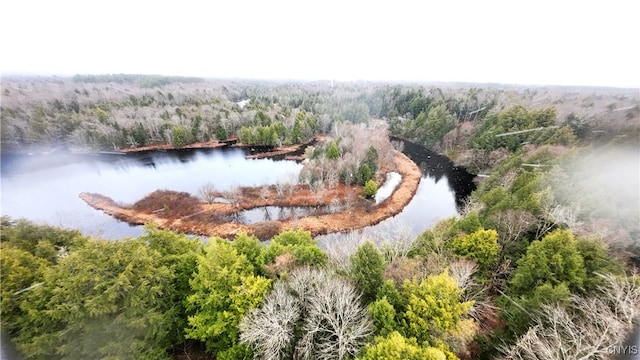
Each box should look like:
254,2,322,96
1,140,475,240
1,148,302,238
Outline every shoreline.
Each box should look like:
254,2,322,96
118,135,324,159
79,149,422,239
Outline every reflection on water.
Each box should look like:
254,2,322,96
0,140,477,359
0,148,302,239
375,172,402,204
0,139,476,242
231,204,346,224
319,139,476,247
394,137,476,209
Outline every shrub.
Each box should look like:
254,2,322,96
363,179,378,198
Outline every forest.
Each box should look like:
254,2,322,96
1,74,639,359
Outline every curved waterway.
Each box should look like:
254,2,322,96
0,141,476,359
0,148,302,238
0,140,475,240
317,138,476,247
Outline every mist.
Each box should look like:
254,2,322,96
546,143,640,249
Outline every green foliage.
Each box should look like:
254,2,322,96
170,124,195,147
402,272,474,347
368,297,397,336
0,217,87,264
500,282,572,337
326,140,341,160
364,145,379,174
412,100,457,148
217,344,253,360
576,236,623,291
186,238,271,354
358,331,450,360
239,126,254,144
389,87,433,119
410,219,456,257
350,241,385,304
129,122,150,147
215,125,228,141
476,156,546,219
262,229,326,269
231,232,265,274
288,110,318,143
238,124,280,145
0,247,48,333
471,106,573,151
451,229,500,270
358,163,374,185
376,280,406,311
73,74,203,87
138,227,201,346
510,229,586,295
451,211,483,235
254,110,272,126
363,179,378,198
15,239,176,360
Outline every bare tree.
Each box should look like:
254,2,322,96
239,268,372,360
500,274,640,360
367,218,416,262
274,182,287,204
239,283,300,360
224,186,241,207
319,232,368,272
312,182,326,204
490,209,536,249
459,196,485,216
449,259,498,329
198,182,218,203
300,278,373,360
259,185,271,202
448,259,478,291
535,204,583,240
547,204,583,230
326,166,339,189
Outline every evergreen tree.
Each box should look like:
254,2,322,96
350,241,385,303
186,238,271,356
363,180,378,198
326,140,341,160
510,229,586,295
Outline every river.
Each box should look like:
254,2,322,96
1,148,302,239
1,141,477,359
0,140,474,240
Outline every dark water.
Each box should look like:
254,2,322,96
0,141,475,359
395,137,476,209
1,141,475,240
373,138,476,236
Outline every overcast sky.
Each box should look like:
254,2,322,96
2,0,638,87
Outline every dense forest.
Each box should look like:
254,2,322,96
1,75,639,359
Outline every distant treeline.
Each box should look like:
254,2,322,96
72,74,204,87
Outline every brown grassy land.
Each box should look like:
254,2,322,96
80,149,421,239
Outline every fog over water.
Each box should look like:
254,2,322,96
1,141,474,241
0,149,302,238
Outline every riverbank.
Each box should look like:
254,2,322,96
80,149,421,239
118,135,324,159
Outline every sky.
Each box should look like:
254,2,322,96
2,0,639,88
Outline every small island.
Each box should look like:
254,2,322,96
80,123,422,239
